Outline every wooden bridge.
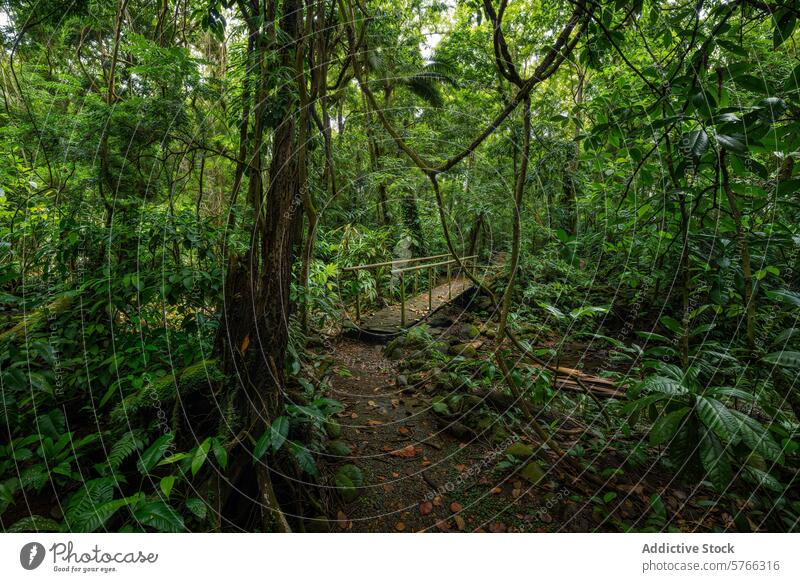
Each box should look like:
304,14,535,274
340,252,496,337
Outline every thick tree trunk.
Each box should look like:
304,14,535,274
214,0,303,532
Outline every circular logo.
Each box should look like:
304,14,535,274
20,542,46,570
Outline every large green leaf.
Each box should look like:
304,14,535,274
133,500,185,532
269,416,290,453
699,429,732,492
642,376,688,396
730,410,784,463
191,438,211,476
137,434,175,474
289,442,319,477
695,396,738,443
763,351,800,369
649,407,690,445
773,10,797,48
679,130,709,158
715,132,748,153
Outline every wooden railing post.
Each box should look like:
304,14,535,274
400,272,406,327
428,266,433,311
354,273,360,321
447,262,452,299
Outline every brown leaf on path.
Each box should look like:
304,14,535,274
395,521,406,531
367,419,384,426
392,472,400,478
390,445,417,458
449,502,462,513
432,495,443,506
488,522,507,533
454,464,468,473
490,486,503,495
454,515,466,531
419,501,433,516
398,426,411,435
239,335,250,354
435,520,450,531
383,484,394,493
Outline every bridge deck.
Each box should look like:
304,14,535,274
350,276,473,335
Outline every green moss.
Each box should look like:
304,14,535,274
111,360,222,423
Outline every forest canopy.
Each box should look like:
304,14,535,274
1,0,799,533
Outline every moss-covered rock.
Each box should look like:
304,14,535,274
520,461,546,485
506,442,535,459
449,343,477,358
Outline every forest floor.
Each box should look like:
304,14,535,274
320,305,742,533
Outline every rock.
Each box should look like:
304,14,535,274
396,374,408,387
386,346,407,361
505,442,535,459
449,343,477,358
519,461,546,485
461,324,480,339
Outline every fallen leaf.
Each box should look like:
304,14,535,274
368,400,377,407
454,515,466,530
435,520,450,531
490,486,503,494
350,412,358,419
383,484,394,493
432,495,443,506
419,501,433,516
449,502,462,513
488,522,507,533
239,335,250,354
454,464,468,473
390,445,417,458
392,472,400,478
398,426,411,435
395,521,406,532
367,419,384,426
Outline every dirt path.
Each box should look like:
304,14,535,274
324,335,586,532
321,316,732,533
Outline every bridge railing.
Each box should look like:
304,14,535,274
341,252,478,326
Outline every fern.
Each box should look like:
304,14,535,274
63,477,115,532
106,431,144,471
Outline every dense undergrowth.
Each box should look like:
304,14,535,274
2,0,800,531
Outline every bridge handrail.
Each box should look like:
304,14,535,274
340,253,453,272
340,251,483,326
393,255,477,274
